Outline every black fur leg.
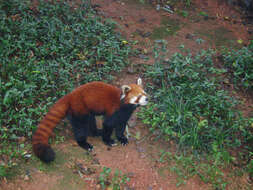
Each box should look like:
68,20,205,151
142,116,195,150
103,138,116,146
93,129,103,136
116,123,128,145
102,118,115,146
118,136,128,145
68,114,93,151
77,140,93,151
87,115,102,136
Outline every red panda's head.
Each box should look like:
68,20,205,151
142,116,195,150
121,78,148,106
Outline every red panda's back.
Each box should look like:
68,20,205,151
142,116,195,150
69,82,121,116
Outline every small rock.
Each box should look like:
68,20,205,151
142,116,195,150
147,186,152,190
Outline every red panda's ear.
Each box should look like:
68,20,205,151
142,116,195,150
121,85,131,94
137,78,143,87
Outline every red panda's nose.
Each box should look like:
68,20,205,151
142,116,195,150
145,97,149,102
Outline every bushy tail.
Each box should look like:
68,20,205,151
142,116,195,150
32,96,69,163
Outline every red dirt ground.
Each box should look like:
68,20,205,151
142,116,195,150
1,0,252,190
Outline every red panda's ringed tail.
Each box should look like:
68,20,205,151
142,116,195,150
32,95,70,163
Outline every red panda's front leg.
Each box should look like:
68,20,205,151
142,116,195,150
115,124,128,145
102,104,137,146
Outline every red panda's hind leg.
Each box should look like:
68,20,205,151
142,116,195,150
68,114,94,151
102,118,116,146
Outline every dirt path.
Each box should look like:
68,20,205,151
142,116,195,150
1,0,252,189
0,124,208,190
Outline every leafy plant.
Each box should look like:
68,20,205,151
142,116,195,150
138,42,253,189
199,11,208,17
99,167,130,190
222,44,253,90
177,10,189,18
0,165,7,178
99,167,112,189
0,0,131,175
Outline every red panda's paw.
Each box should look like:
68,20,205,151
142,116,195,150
77,140,93,151
118,136,128,146
103,138,117,147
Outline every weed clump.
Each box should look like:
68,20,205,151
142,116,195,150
139,42,253,189
0,0,130,166
222,41,253,90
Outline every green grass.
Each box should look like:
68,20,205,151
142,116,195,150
222,41,253,90
0,0,130,174
151,18,181,40
138,42,253,189
99,167,130,190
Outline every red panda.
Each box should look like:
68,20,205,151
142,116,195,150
32,78,148,163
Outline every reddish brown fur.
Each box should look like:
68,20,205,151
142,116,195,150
32,81,146,162
67,82,121,116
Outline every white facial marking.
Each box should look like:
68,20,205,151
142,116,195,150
139,95,148,106
129,96,138,104
120,94,125,100
129,94,148,105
